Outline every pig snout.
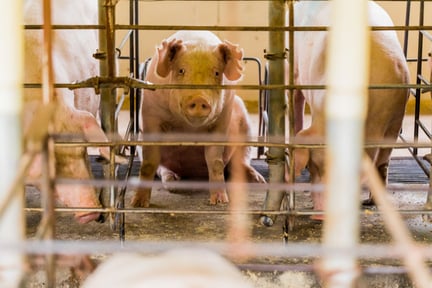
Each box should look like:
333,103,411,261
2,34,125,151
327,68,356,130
75,211,101,224
185,96,211,118
56,184,102,224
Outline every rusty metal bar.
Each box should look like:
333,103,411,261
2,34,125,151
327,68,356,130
40,0,57,286
259,0,286,228
24,80,425,91
285,0,296,235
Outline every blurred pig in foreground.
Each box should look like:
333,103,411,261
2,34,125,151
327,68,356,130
24,0,114,223
132,31,265,207
82,248,252,288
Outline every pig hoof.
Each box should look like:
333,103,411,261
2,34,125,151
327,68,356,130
130,196,150,208
422,203,432,222
209,192,229,205
259,215,274,227
96,213,106,223
362,197,376,206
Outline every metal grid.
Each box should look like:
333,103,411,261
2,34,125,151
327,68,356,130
1,0,432,287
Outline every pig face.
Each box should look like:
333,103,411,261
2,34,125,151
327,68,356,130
155,38,244,127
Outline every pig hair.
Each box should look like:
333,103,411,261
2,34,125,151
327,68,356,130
217,40,244,82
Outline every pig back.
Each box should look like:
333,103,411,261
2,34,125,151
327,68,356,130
24,0,99,116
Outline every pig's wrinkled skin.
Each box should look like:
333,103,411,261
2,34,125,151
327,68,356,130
82,249,253,288
288,1,409,218
132,31,265,207
24,0,113,224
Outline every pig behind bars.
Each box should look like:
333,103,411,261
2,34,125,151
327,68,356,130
283,1,410,218
82,248,252,288
24,0,111,223
132,31,265,207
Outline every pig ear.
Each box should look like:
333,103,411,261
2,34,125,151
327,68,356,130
217,40,244,81
156,38,184,78
80,112,128,164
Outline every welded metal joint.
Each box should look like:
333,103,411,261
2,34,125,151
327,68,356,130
263,48,289,60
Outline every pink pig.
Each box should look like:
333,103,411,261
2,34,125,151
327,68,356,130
24,0,118,223
286,1,410,218
131,31,265,207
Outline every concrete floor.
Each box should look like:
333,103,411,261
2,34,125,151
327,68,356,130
24,112,432,287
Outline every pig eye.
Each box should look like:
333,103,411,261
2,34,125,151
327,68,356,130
215,71,220,77
178,68,185,75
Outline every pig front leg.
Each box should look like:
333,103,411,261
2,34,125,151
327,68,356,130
131,145,160,207
205,145,229,204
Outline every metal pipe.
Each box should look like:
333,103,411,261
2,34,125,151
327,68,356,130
99,0,118,134
319,0,369,287
41,1,57,285
413,0,425,155
259,0,286,227
0,0,25,285
24,23,432,32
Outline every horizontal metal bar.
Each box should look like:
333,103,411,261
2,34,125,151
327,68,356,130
24,78,427,91
50,135,432,151
24,24,432,32
3,239,432,261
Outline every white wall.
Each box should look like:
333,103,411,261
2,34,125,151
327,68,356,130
115,1,432,111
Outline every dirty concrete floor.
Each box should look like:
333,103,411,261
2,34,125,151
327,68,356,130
23,114,432,287
24,157,432,287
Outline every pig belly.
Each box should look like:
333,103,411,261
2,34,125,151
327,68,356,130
160,146,210,179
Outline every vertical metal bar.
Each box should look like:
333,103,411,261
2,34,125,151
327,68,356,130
129,0,136,132
260,0,286,227
319,0,367,286
40,137,56,287
403,0,411,58
0,0,25,285
99,0,117,134
286,0,296,234
413,0,425,156
99,0,119,231
41,1,56,285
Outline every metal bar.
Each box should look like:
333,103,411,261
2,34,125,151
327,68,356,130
403,0,411,57
286,0,296,235
320,0,368,286
413,0,425,155
259,0,286,228
0,0,25,285
41,1,56,285
24,80,425,91
23,24,432,32
4,240,432,262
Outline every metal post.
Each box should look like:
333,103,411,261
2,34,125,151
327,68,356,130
99,0,118,134
99,0,119,230
319,0,368,287
0,0,25,286
260,0,286,227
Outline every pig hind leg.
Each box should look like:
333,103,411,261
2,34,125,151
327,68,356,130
362,121,403,206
